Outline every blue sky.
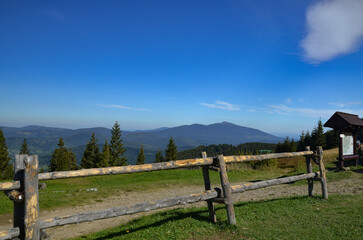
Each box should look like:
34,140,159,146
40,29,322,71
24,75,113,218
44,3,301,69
1,0,362,134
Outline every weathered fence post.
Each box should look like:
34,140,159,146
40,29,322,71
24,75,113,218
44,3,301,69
14,155,26,239
304,146,313,197
217,155,236,225
23,155,40,240
317,147,328,199
201,152,216,223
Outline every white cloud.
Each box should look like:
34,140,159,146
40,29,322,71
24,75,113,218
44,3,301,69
98,104,150,111
329,101,363,107
200,100,240,111
270,104,363,118
301,0,363,63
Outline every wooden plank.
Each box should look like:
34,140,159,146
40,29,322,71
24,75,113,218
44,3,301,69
231,172,320,193
217,155,236,225
317,147,328,199
201,152,216,223
38,157,214,180
39,189,219,229
23,155,40,240
0,227,20,240
224,151,314,163
0,181,20,191
14,155,25,239
305,146,314,197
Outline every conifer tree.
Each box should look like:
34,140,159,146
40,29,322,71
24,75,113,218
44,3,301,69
0,129,13,180
311,119,326,150
297,131,306,151
136,145,145,165
50,138,70,172
165,137,177,161
99,140,111,168
304,130,311,148
155,150,164,163
19,139,30,155
68,148,78,170
81,133,101,169
110,121,127,166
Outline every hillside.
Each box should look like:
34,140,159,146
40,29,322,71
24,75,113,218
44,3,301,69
1,122,282,166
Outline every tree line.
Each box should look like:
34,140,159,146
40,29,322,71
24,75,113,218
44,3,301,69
275,119,340,153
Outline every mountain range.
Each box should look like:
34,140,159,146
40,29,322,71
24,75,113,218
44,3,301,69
1,122,282,166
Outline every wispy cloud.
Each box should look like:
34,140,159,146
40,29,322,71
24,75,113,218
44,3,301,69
200,100,240,111
44,9,69,22
97,104,151,112
269,104,363,118
301,0,363,63
329,101,363,108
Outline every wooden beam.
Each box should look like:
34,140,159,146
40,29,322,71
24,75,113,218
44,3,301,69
23,155,40,240
0,181,20,191
14,155,25,239
224,151,313,164
317,147,328,199
38,157,214,181
39,189,219,229
305,146,314,197
217,155,236,225
0,227,20,240
231,172,320,193
201,152,216,223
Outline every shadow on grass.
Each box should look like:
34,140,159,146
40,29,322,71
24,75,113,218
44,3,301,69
84,196,320,240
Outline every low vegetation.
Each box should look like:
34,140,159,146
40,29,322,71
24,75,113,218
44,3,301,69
73,194,363,240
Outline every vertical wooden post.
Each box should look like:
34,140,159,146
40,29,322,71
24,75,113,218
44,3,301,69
338,131,344,169
304,146,313,197
217,155,236,225
317,147,328,199
23,155,40,240
14,155,26,239
201,152,216,223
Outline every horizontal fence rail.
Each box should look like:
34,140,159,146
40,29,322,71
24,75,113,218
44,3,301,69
231,172,320,193
0,181,21,191
0,227,20,240
39,190,219,229
38,151,313,181
38,157,214,181
224,151,313,163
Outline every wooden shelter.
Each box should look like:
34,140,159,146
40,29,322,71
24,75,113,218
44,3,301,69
324,111,363,168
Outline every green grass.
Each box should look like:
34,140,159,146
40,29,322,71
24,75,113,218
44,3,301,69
73,194,363,240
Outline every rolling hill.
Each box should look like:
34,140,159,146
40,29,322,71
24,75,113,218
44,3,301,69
1,122,282,166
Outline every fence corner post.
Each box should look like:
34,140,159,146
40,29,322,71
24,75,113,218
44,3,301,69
217,155,236,225
317,147,328,199
23,155,40,240
304,146,313,197
201,152,216,223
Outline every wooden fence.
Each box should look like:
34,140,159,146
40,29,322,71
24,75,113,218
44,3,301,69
0,146,328,240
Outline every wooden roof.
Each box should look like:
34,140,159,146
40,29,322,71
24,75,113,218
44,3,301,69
324,111,363,131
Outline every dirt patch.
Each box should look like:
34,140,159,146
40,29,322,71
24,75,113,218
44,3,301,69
0,178,362,240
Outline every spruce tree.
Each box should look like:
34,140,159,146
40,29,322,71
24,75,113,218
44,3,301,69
19,139,30,155
136,145,145,165
311,119,326,150
304,130,311,148
0,129,13,180
297,131,306,151
110,121,127,166
50,138,70,172
68,148,78,170
165,137,177,161
99,140,111,168
155,150,164,163
81,133,101,169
